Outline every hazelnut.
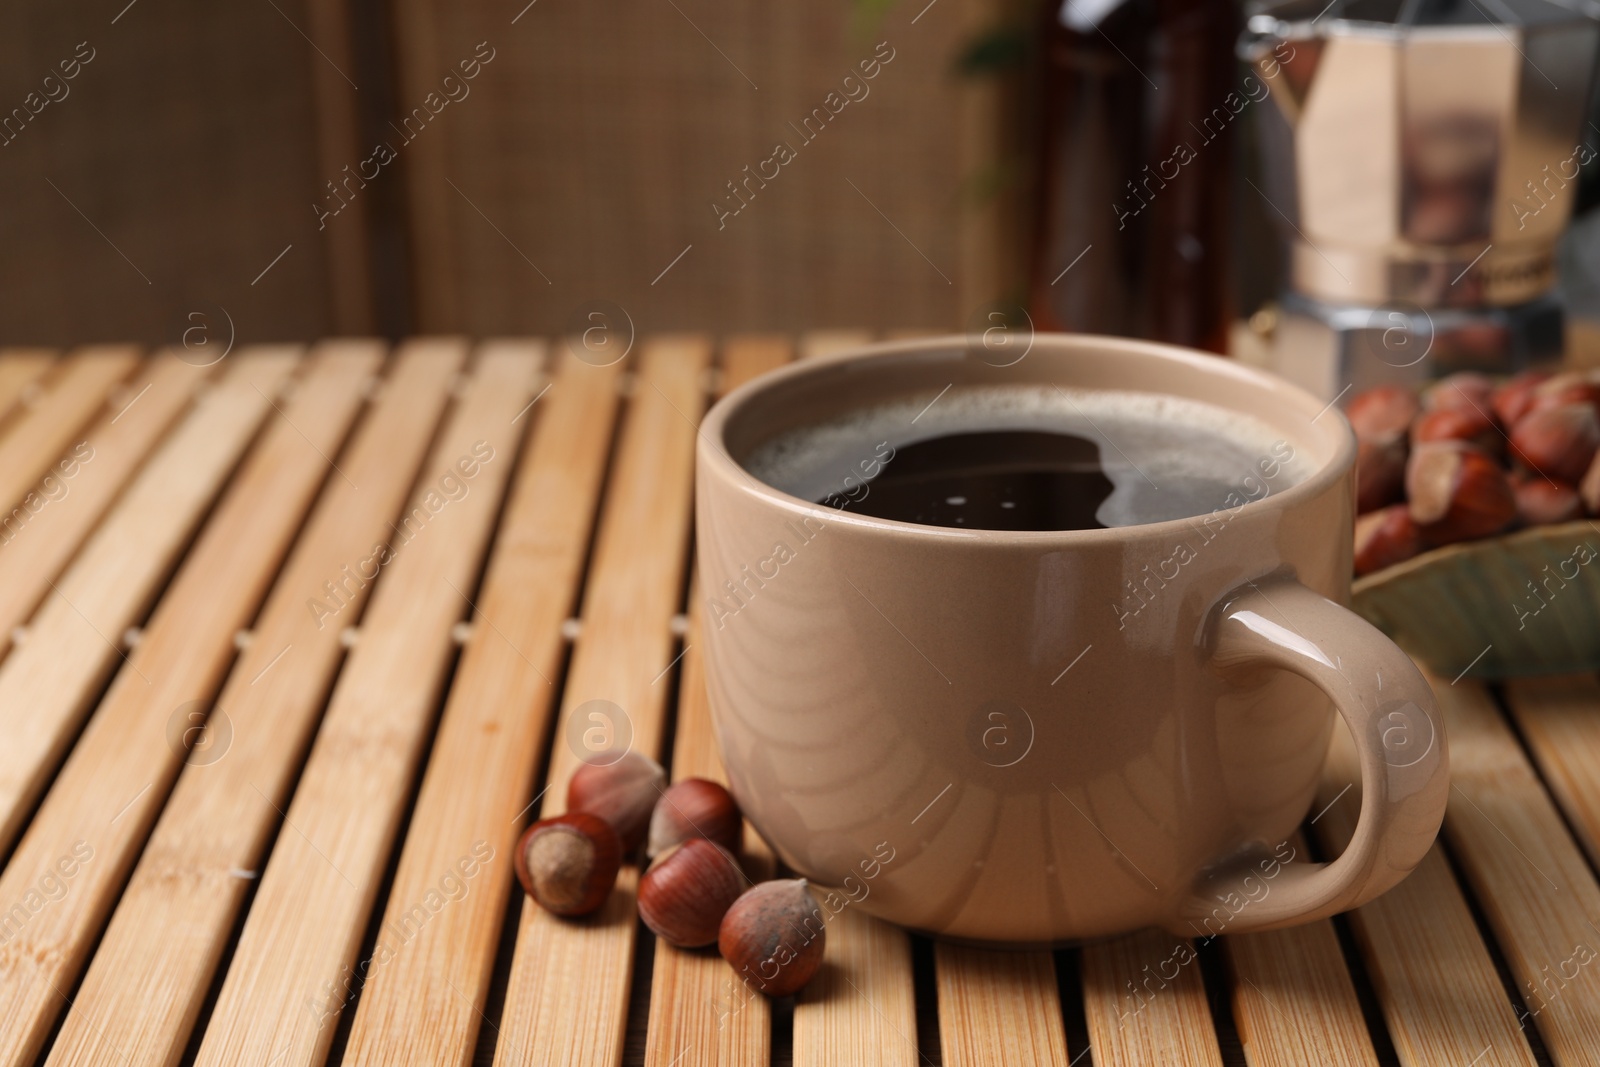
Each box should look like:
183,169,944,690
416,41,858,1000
514,812,622,917
567,750,666,853
1422,372,1496,415
1524,371,1600,419
1410,406,1501,457
1347,384,1419,444
647,778,742,859
1492,369,1553,427
1406,442,1516,544
1511,473,1582,527
1356,436,1407,514
1509,402,1600,485
719,879,827,998
1354,505,1424,577
637,838,746,947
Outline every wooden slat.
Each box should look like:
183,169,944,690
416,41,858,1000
0,348,300,856
1347,846,1537,1067
935,944,1068,1067
1225,899,1381,1066
1504,673,1600,870
0,346,138,513
340,342,622,1066
193,344,535,1067
1081,930,1223,1067
1432,677,1600,1063
492,335,710,1067
0,349,55,425
787,328,920,1067
45,341,459,1067
0,345,370,1066
793,905,923,1067
0,352,215,662
936,939,1062,1067
643,335,791,1067
1312,726,1538,1067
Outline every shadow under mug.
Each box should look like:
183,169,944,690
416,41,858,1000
696,334,1449,944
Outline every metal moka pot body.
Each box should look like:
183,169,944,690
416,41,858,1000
1239,0,1600,398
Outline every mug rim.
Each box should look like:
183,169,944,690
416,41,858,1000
699,333,1357,545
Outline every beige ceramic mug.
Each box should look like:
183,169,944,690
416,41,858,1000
696,335,1449,944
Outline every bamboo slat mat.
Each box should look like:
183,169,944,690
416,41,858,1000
0,336,1596,1067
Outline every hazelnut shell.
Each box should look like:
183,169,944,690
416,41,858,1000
647,778,742,859
1509,402,1600,486
1493,369,1554,427
1356,436,1407,515
1354,505,1424,577
567,750,666,853
637,838,746,947
1422,372,1496,414
1346,384,1419,444
1410,406,1500,457
719,879,827,998
1511,474,1582,527
1524,371,1600,419
1405,442,1516,545
515,812,622,917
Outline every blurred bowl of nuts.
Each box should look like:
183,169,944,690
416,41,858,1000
1349,370,1600,680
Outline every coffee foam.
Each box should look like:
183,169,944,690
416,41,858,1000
743,384,1310,528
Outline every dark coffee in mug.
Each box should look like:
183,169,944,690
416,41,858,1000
744,384,1307,531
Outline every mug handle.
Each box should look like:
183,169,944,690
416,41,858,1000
1171,576,1450,935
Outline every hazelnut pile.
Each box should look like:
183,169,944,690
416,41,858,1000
514,751,825,998
1351,370,1600,577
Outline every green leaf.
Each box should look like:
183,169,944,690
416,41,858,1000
956,24,1033,75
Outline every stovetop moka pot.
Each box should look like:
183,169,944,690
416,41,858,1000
1239,0,1600,398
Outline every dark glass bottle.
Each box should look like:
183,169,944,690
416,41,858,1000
1029,0,1239,354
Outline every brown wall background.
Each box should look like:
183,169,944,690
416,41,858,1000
0,0,1026,346
0,0,340,346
